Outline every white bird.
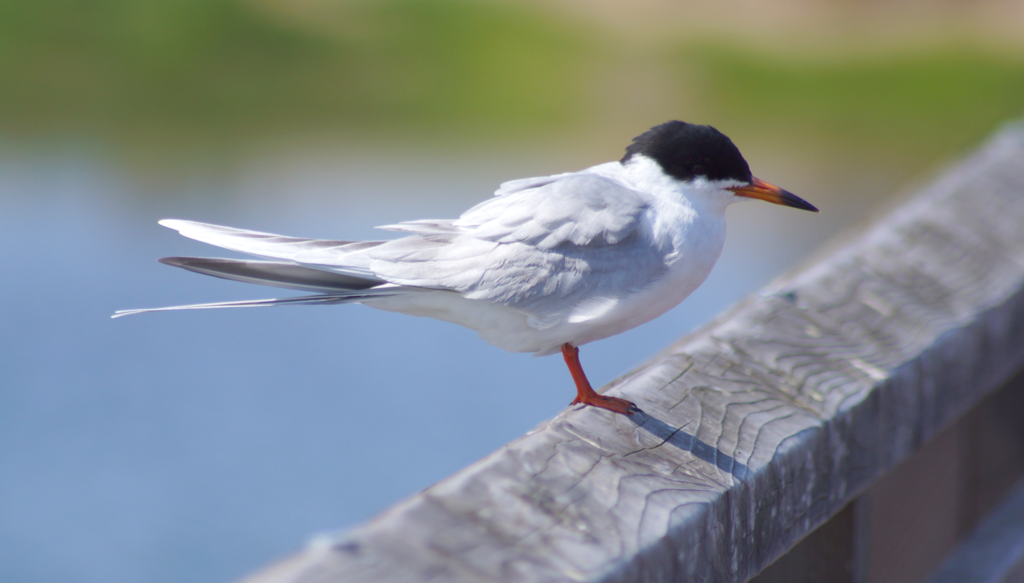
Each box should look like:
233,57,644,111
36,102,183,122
115,121,817,415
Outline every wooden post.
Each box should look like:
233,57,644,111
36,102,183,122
239,122,1024,583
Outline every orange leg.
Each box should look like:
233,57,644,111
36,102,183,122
561,343,639,415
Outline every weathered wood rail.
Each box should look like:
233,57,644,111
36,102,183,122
240,121,1024,583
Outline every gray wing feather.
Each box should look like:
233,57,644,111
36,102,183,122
366,173,666,323
159,257,384,293
457,174,646,249
492,172,575,197
374,219,463,236
373,173,647,250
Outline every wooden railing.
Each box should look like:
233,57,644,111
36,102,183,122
240,121,1024,583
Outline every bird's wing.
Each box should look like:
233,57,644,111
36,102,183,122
159,220,385,279
371,173,583,237
374,219,461,236
491,171,577,197
374,170,643,245
365,173,667,328
457,173,647,249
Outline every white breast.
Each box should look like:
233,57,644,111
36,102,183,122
521,195,727,355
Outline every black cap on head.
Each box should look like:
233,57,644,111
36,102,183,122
621,121,752,184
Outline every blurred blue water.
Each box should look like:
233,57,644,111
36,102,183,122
0,147,830,583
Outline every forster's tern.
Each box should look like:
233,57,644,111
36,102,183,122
116,121,818,415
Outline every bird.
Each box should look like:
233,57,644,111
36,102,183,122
115,121,817,415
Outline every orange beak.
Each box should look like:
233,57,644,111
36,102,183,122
728,178,819,212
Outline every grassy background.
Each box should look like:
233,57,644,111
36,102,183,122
1,0,1023,172
687,45,1024,168
0,0,597,140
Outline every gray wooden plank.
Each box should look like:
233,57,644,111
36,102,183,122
929,480,1024,583
240,121,1024,583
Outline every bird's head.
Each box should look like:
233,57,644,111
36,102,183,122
621,121,819,213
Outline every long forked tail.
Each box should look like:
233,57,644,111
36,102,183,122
158,219,385,278
113,255,406,319
112,290,401,318
157,257,383,293
114,220,413,318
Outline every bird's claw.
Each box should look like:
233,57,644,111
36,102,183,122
570,394,641,415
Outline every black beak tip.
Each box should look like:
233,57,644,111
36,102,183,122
785,191,819,213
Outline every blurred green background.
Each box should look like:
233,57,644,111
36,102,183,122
4,2,1024,582
3,0,1022,173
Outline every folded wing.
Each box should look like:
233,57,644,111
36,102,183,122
366,172,667,326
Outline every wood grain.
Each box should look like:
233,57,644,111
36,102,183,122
240,122,1024,583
